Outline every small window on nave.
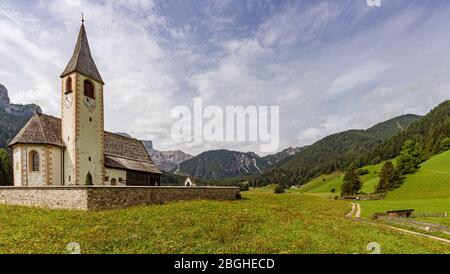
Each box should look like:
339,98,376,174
84,80,95,99
30,151,40,172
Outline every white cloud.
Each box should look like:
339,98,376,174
1,1,450,156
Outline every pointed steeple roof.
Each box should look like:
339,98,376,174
60,22,104,84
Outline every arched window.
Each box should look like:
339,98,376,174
30,151,40,172
65,77,73,93
84,80,95,99
111,178,117,186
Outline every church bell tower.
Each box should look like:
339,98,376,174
60,20,105,185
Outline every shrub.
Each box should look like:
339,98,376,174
274,184,285,194
357,169,370,176
331,188,336,193
239,181,250,191
85,172,93,185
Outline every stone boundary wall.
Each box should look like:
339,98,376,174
0,186,240,211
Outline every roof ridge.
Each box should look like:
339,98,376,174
104,154,157,165
36,114,47,143
104,131,140,141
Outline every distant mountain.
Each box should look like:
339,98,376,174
176,150,270,179
149,149,193,172
360,101,450,164
0,84,41,117
262,146,306,166
174,146,305,180
253,114,422,187
0,84,10,111
0,84,41,148
142,140,153,151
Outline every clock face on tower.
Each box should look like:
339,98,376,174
83,96,96,112
64,93,73,109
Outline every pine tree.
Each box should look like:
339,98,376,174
375,161,403,193
440,137,450,152
85,171,93,186
0,149,12,185
397,140,423,175
341,165,362,197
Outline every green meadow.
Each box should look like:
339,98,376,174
0,188,448,254
359,150,450,222
299,162,384,195
299,149,450,226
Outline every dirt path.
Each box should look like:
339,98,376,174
354,203,361,218
346,203,356,218
382,224,450,244
346,203,361,219
348,203,450,245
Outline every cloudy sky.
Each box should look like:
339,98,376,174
0,0,449,155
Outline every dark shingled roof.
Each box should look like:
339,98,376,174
104,155,161,174
60,23,104,84
9,113,64,147
104,132,161,174
9,114,161,174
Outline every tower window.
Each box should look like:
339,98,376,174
88,157,91,162
30,151,40,172
89,117,92,122
65,77,73,94
84,80,95,99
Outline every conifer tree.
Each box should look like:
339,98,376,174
375,161,403,193
341,165,362,196
0,149,12,185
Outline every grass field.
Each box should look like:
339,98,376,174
359,150,450,223
0,189,449,254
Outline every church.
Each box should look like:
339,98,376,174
8,21,162,187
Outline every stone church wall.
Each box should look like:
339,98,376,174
0,186,240,210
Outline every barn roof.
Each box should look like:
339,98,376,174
9,113,161,174
60,23,104,84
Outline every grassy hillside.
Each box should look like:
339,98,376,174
360,150,450,222
254,114,421,187
299,162,385,195
0,189,448,254
299,172,343,194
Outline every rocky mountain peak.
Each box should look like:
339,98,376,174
147,148,194,172
0,83,42,115
0,84,11,111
